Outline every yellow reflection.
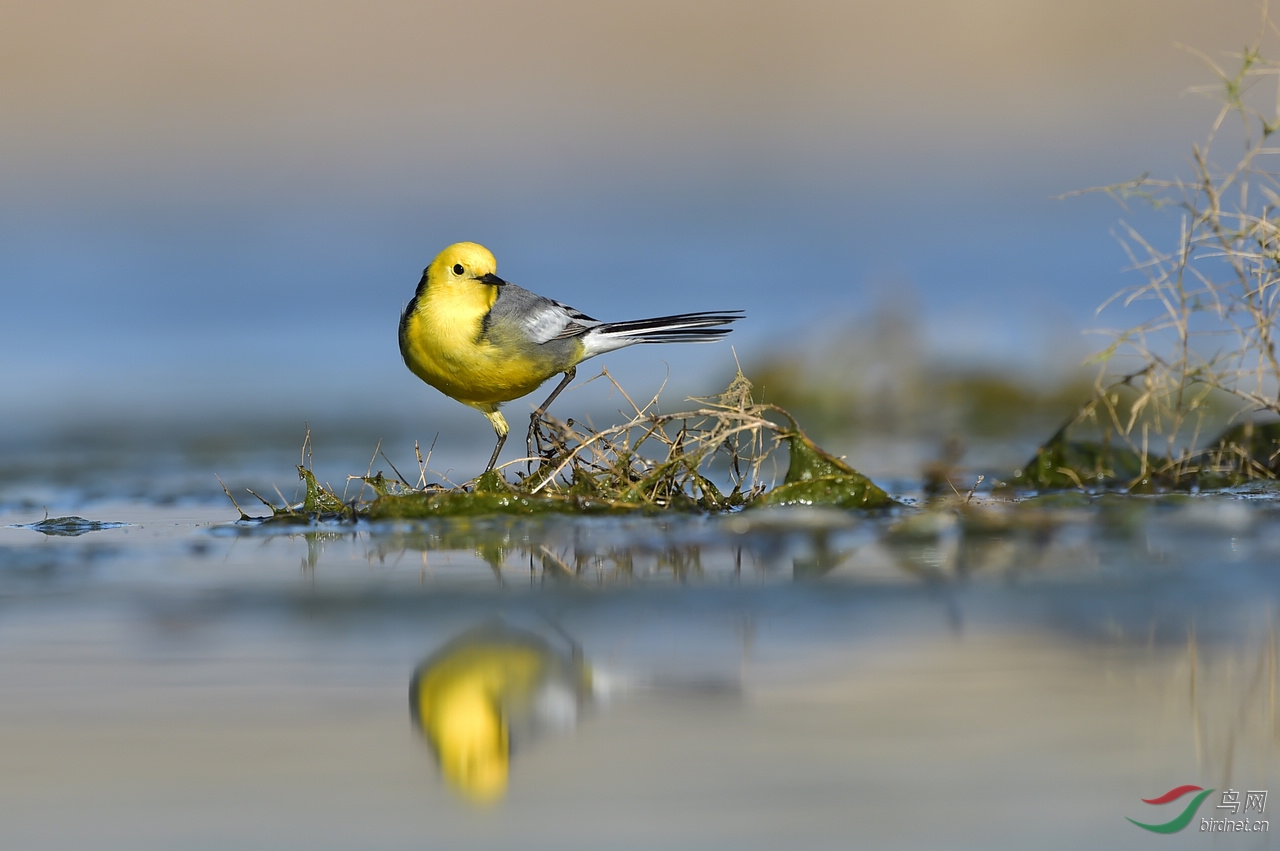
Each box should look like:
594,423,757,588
410,625,591,802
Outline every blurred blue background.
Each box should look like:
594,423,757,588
0,0,1267,447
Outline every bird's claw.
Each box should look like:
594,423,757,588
526,411,552,474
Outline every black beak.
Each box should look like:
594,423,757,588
475,273,507,286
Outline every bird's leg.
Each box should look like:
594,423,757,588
528,366,576,467
483,410,510,474
485,432,507,473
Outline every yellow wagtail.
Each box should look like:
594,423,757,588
399,242,742,471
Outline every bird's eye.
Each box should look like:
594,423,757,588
452,264,465,276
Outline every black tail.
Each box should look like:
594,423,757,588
594,310,743,343
580,310,742,356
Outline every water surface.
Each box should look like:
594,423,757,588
2,463,1277,848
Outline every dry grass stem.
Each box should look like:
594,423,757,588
1056,24,1280,488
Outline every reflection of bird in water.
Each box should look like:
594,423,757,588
410,624,592,802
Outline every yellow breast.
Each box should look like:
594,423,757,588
401,282,555,407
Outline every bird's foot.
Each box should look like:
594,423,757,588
527,411,557,474
526,411,572,476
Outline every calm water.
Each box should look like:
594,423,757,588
2,437,1279,849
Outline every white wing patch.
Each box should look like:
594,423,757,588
522,302,577,344
522,299,600,343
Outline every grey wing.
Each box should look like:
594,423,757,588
487,284,601,344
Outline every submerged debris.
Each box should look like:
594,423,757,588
229,372,896,521
14,516,129,537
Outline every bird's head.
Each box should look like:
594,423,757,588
428,242,507,291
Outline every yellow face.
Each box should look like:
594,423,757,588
426,242,500,302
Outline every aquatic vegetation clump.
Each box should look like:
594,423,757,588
1014,402,1280,493
753,429,888,509
230,371,895,520
1012,418,1157,491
